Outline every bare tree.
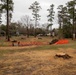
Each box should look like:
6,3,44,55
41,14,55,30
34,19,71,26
20,15,31,37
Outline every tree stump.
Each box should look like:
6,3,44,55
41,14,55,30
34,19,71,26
38,37,42,39
55,53,72,59
12,40,19,46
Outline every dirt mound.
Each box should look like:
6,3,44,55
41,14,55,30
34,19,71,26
55,39,69,44
49,39,58,45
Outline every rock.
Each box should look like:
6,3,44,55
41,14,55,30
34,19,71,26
11,40,19,46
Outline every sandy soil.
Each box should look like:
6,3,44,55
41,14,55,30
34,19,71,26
0,48,76,75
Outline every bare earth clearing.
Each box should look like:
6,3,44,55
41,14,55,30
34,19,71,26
0,47,76,75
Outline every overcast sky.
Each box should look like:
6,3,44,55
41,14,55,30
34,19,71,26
2,0,72,28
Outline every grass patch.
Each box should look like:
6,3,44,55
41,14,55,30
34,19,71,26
0,36,76,59
0,42,76,59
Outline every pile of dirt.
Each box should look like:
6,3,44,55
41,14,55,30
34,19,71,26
49,39,69,45
55,39,69,44
49,39,58,45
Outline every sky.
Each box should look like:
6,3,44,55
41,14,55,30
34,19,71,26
2,0,72,28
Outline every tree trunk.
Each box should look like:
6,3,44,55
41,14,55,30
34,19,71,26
72,5,75,40
34,18,37,37
27,26,29,38
73,33,75,40
58,23,63,39
6,0,10,41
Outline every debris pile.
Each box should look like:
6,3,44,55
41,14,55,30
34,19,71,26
49,39,69,45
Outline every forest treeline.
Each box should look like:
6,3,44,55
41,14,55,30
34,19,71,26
0,0,76,40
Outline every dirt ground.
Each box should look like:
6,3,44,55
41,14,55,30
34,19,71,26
0,48,76,75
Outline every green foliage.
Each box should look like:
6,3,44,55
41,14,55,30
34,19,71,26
1,0,13,11
0,2,3,24
29,1,41,37
1,0,14,41
63,25,73,38
0,24,6,32
57,0,76,39
29,1,41,21
47,4,55,30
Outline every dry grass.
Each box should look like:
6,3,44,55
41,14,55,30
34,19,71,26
0,48,76,75
0,36,76,75
0,36,51,46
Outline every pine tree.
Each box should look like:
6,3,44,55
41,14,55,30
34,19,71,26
1,0,14,41
47,4,55,32
29,1,41,37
